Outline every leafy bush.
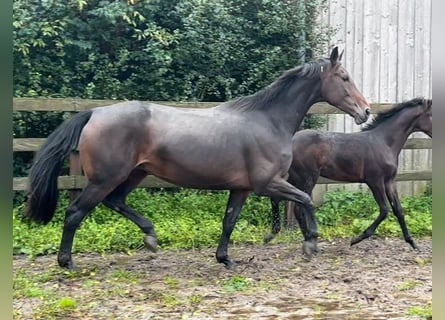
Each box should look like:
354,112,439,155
13,0,330,205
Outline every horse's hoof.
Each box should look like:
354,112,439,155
302,241,317,260
217,256,237,269
409,241,420,252
350,237,361,246
143,235,158,253
223,259,237,270
263,234,274,244
314,243,320,254
58,259,75,270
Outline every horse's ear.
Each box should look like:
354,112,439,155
330,46,339,65
339,49,344,61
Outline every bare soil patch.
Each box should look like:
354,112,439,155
13,237,432,319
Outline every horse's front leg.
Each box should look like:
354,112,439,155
256,177,319,259
216,190,250,269
263,198,282,244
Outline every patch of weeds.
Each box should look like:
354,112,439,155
34,297,78,319
313,303,326,318
102,281,131,297
109,268,138,284
189,293,203,306
83,279,101,288
160,293,179,307
222,275,253,293
415,256,432,267
13,270,48,299
163,276,180,289
327,292,338,300
408,301,432,319
398,279,420,291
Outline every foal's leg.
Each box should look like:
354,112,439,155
216,190,250,269
263,198,282,244
58,183,116,269
350,181,389,246
102,169,158,252
385,180,418,250
256,177,318,259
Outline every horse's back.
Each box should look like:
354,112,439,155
290,129,368,182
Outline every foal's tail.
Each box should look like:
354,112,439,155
26,110,93,224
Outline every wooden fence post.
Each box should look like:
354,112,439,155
69,150,82,202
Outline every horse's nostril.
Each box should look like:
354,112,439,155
365,108,371,116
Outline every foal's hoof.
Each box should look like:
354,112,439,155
350,237,362,246
302,241,318,260
409,240,420,252
223,259,237,270
263,234,275,244
217,256,237,270
58,259,76,270
143,235,158,253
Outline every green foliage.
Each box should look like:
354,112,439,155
316,190,432,240
14,0,331,101
13,190,432,257
13,0,329,204
408,301,432,319
223,275,252,293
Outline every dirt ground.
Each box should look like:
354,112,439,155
13,237,432,320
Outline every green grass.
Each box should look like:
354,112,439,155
13,189,432,257
408,301,432,319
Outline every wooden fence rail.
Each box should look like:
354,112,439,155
13,98,432,193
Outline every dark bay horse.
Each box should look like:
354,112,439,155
26,47,370,269
266,98,432,251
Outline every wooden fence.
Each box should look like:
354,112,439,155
13,98,432,198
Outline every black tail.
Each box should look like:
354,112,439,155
26,110,93,224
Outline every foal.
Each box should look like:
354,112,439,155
266,98,432,251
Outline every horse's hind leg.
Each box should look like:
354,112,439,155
291,178,319,255
264,198,282,244
350,181,389,246
58,183,116,269
385,180,418,250
255,177,318,259
102,169,158,253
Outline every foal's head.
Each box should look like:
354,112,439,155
414,98,432,137
320,47,370,124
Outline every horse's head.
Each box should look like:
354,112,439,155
414,98,432,137
320,47,370,124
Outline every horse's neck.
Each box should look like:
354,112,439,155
265,79,322,135
373,111,418,153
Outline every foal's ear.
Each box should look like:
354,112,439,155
330,46,339,65
339,49,344,61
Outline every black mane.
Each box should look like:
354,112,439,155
224,58,331,112
361,97,427,131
